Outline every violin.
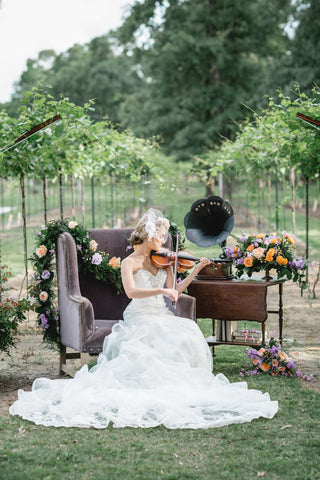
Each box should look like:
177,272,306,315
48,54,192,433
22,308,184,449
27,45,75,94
150,248,216,272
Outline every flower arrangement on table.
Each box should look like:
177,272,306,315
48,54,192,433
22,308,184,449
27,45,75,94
30,219,123,349
224,232,308,293
240,334,312,381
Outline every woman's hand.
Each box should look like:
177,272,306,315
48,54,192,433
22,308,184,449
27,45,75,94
194,257,211,274
162,288,179,303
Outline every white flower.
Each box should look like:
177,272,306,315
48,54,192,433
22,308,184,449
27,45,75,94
91,253,103,265
39,291,49,302
68,220,78,229
89,240,98,252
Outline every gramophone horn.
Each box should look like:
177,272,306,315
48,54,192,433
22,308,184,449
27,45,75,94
184,195,234,247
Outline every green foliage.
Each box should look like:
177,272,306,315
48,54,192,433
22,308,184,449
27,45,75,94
117,0,293,158
0,265,30,354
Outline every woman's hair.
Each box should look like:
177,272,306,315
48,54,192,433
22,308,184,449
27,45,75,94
130,209,169,245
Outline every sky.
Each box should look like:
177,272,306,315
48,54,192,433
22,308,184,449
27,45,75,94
0,0,133,103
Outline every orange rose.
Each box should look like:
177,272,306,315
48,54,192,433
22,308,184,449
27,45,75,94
108,256,121,269
266,252,274,262
257,233,264,239
247,244,254,252
276,255,288,265
270,238,278,244
258,348,265,356
285,234,294,244
253,358,259,365
36,245,48,258
260,362,271,372
272,359,279,367
279,351,288,361
244,257,253,267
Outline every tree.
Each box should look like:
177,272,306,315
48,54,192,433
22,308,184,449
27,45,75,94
284,0,320,95
4,36,143,125
117,0,292,159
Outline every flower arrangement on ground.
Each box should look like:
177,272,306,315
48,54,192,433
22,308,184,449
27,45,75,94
30,219,122,349
224,231,308,293
0,265,30,354
240,334,312,381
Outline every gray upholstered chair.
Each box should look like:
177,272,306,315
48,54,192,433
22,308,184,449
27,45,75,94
56,228,196,374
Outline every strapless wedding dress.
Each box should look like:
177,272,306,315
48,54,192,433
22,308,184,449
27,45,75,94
9,269,278,429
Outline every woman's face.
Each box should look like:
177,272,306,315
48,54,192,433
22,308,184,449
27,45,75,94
149,227,167,251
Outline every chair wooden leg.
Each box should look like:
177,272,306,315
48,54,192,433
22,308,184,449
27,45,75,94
59,344,67,375
59,345,80,377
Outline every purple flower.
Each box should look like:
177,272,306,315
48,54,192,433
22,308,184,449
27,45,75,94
236,258,244,265
91,253,103,265
224,247,234,257
270,345,281,356
40,313,49,329
49,249,55,254
77,245,82,251
41,270,50,280
286,360,296,369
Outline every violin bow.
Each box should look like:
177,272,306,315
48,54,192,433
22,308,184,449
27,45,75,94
1,114,62,153
296,112,320,132
172,233,179,307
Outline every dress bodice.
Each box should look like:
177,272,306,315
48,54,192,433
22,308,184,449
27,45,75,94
133,268,167,288
125,268,168,313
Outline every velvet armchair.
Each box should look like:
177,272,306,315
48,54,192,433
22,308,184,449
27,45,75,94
56,228,196,374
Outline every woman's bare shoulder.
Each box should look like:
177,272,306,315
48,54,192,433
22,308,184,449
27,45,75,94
121,253,138,269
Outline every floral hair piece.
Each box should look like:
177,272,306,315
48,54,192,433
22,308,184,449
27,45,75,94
139,208,170,241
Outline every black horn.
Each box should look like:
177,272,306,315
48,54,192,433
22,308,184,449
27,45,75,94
184,195,234,248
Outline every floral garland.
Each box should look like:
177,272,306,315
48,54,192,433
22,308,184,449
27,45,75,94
30,219,123,349
224,231,309,293
30,218,185,349
240,334,312,382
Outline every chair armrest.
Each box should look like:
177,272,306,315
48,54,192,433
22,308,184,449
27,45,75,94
166,293,196,320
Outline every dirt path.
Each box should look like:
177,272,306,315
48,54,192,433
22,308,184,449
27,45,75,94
0,273,319,416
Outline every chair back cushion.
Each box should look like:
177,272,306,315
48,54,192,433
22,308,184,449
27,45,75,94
78,228,133,320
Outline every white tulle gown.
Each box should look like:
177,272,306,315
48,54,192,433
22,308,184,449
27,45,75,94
9,269,278,429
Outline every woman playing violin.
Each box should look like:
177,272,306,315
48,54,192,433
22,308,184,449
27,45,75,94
9,208,278,429
121,208,211,303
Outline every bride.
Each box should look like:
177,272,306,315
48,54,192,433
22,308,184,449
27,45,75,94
9,209,278,429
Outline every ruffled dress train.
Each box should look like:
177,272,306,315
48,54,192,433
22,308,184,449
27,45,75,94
9,269,278,429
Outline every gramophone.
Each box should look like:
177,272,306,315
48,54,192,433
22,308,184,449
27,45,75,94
184,195,234,280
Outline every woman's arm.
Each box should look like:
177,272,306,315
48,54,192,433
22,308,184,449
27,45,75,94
175,258,211,295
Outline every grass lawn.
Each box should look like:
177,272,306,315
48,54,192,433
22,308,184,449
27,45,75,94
1,345,319,480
